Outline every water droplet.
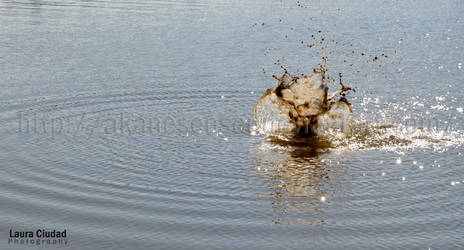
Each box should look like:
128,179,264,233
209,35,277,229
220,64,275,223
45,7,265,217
435,96,446,102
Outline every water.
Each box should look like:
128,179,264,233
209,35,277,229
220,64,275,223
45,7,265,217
1,0,464,249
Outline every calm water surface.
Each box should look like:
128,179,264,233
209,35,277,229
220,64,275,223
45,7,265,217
0,0,463,249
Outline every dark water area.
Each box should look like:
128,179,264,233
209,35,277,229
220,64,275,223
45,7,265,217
0,0,463,249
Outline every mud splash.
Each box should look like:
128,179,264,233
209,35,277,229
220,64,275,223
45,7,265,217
254,67,354,140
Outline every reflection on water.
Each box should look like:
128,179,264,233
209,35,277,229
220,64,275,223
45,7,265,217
252,138,351,226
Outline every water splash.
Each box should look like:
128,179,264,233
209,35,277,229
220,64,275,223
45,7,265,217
254,67,354,139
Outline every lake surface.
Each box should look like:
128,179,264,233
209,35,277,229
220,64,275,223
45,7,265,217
0,0,463,249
